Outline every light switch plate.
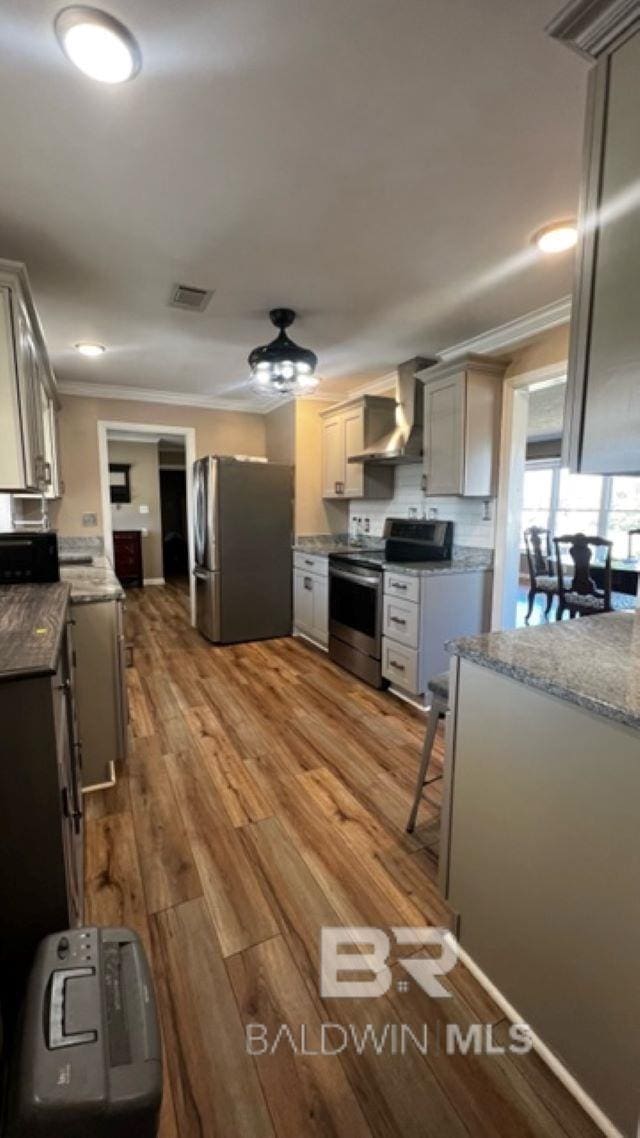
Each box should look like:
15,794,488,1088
139,504,149,514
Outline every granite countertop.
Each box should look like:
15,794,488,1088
294,541,493,576
293,541,385,556
0,582,70,681
381,547,493,576
60,556,125,604
448,610,640,732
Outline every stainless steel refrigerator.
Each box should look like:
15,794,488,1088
193,456,293,643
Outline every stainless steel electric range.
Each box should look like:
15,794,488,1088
328,518,453,688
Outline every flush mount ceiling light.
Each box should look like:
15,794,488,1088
55,6,142,83
249,309,319,396
75,341,106,357
533,221,578,254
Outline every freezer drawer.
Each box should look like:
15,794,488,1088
195,568,221,642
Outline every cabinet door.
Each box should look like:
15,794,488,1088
294,569,314,632
322,415,345,497
15,304,46,489
0,286,26,489
571,32,640,473
311,573,328,645
343,407,364,497
424,374,464,495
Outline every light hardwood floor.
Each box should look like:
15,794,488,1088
85,583,600,1138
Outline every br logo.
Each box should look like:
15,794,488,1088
320,927,457,999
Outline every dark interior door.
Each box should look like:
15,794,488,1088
160,468,188,577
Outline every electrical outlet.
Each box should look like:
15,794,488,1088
82,513,97,527
139,504,150,515
363,518,370,534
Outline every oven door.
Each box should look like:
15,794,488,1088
329,564,382,659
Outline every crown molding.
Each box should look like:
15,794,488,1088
437,295,572,362
57,296,572,413
57,379,284,414
546,0,640,60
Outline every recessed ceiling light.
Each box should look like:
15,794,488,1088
55,6,142,84
533,222,578,255
75,342,106,357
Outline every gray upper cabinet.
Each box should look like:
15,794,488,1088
0,260,60,494
320,395,396,499
548,1,640,474
418,355,504,497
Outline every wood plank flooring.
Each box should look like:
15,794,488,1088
85,583,600,1138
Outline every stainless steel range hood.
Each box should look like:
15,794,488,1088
347,356,437,465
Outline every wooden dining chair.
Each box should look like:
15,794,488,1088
553,533,613,620
627,528,640,560
523,526,557,622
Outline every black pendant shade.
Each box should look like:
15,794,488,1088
249,308,318,395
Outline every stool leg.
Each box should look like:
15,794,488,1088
406,696,444,833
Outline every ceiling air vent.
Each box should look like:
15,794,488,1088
169,283,214,312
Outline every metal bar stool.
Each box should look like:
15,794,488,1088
406,672,449,833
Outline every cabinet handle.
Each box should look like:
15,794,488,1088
44,461,52,485
390,660,405,671
303,577,313,590
125,644,134,668
390,616,407,626
304,559,314,566
391,582,408,591
421,473,428,494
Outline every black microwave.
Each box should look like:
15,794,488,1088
0,532,60,584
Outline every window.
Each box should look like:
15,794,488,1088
521,467,553,545
555,469,603,540
607,478,640,558
520,465,640,562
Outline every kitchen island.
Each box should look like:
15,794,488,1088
442,611,640,1137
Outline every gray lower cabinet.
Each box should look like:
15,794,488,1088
548,3,640,473
382,569,493,699
73,597,129,788
0,617,83,1002
293,552,329,647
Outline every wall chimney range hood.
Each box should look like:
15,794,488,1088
348,356,437,465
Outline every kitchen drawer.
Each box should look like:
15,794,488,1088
382,639,420,694
384,571,420,604
293,551,329,577
383,595,419,649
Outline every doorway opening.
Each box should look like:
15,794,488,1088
97,420,196,624
493,368,640,630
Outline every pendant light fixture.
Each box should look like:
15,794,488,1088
249,309,318,395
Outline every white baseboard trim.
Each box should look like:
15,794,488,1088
292,629,329,653
143,577,165,586
387,684,429,713
444,934,622,1138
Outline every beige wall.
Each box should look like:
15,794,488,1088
53,394,266,537
265,403,295,464
108,439,163,581
503,323,569,381
295,399,348,537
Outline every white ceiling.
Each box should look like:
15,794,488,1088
0,0,589,406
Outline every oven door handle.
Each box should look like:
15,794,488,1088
329,568,381,588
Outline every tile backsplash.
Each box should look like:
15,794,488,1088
348,465,496,548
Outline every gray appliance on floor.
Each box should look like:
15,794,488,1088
6,926,162,1137
193,456,293,643
328,518,454,688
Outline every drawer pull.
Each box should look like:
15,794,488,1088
305,559,314,566
391,582,407,590
390,659,406,671
390,616,407,626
